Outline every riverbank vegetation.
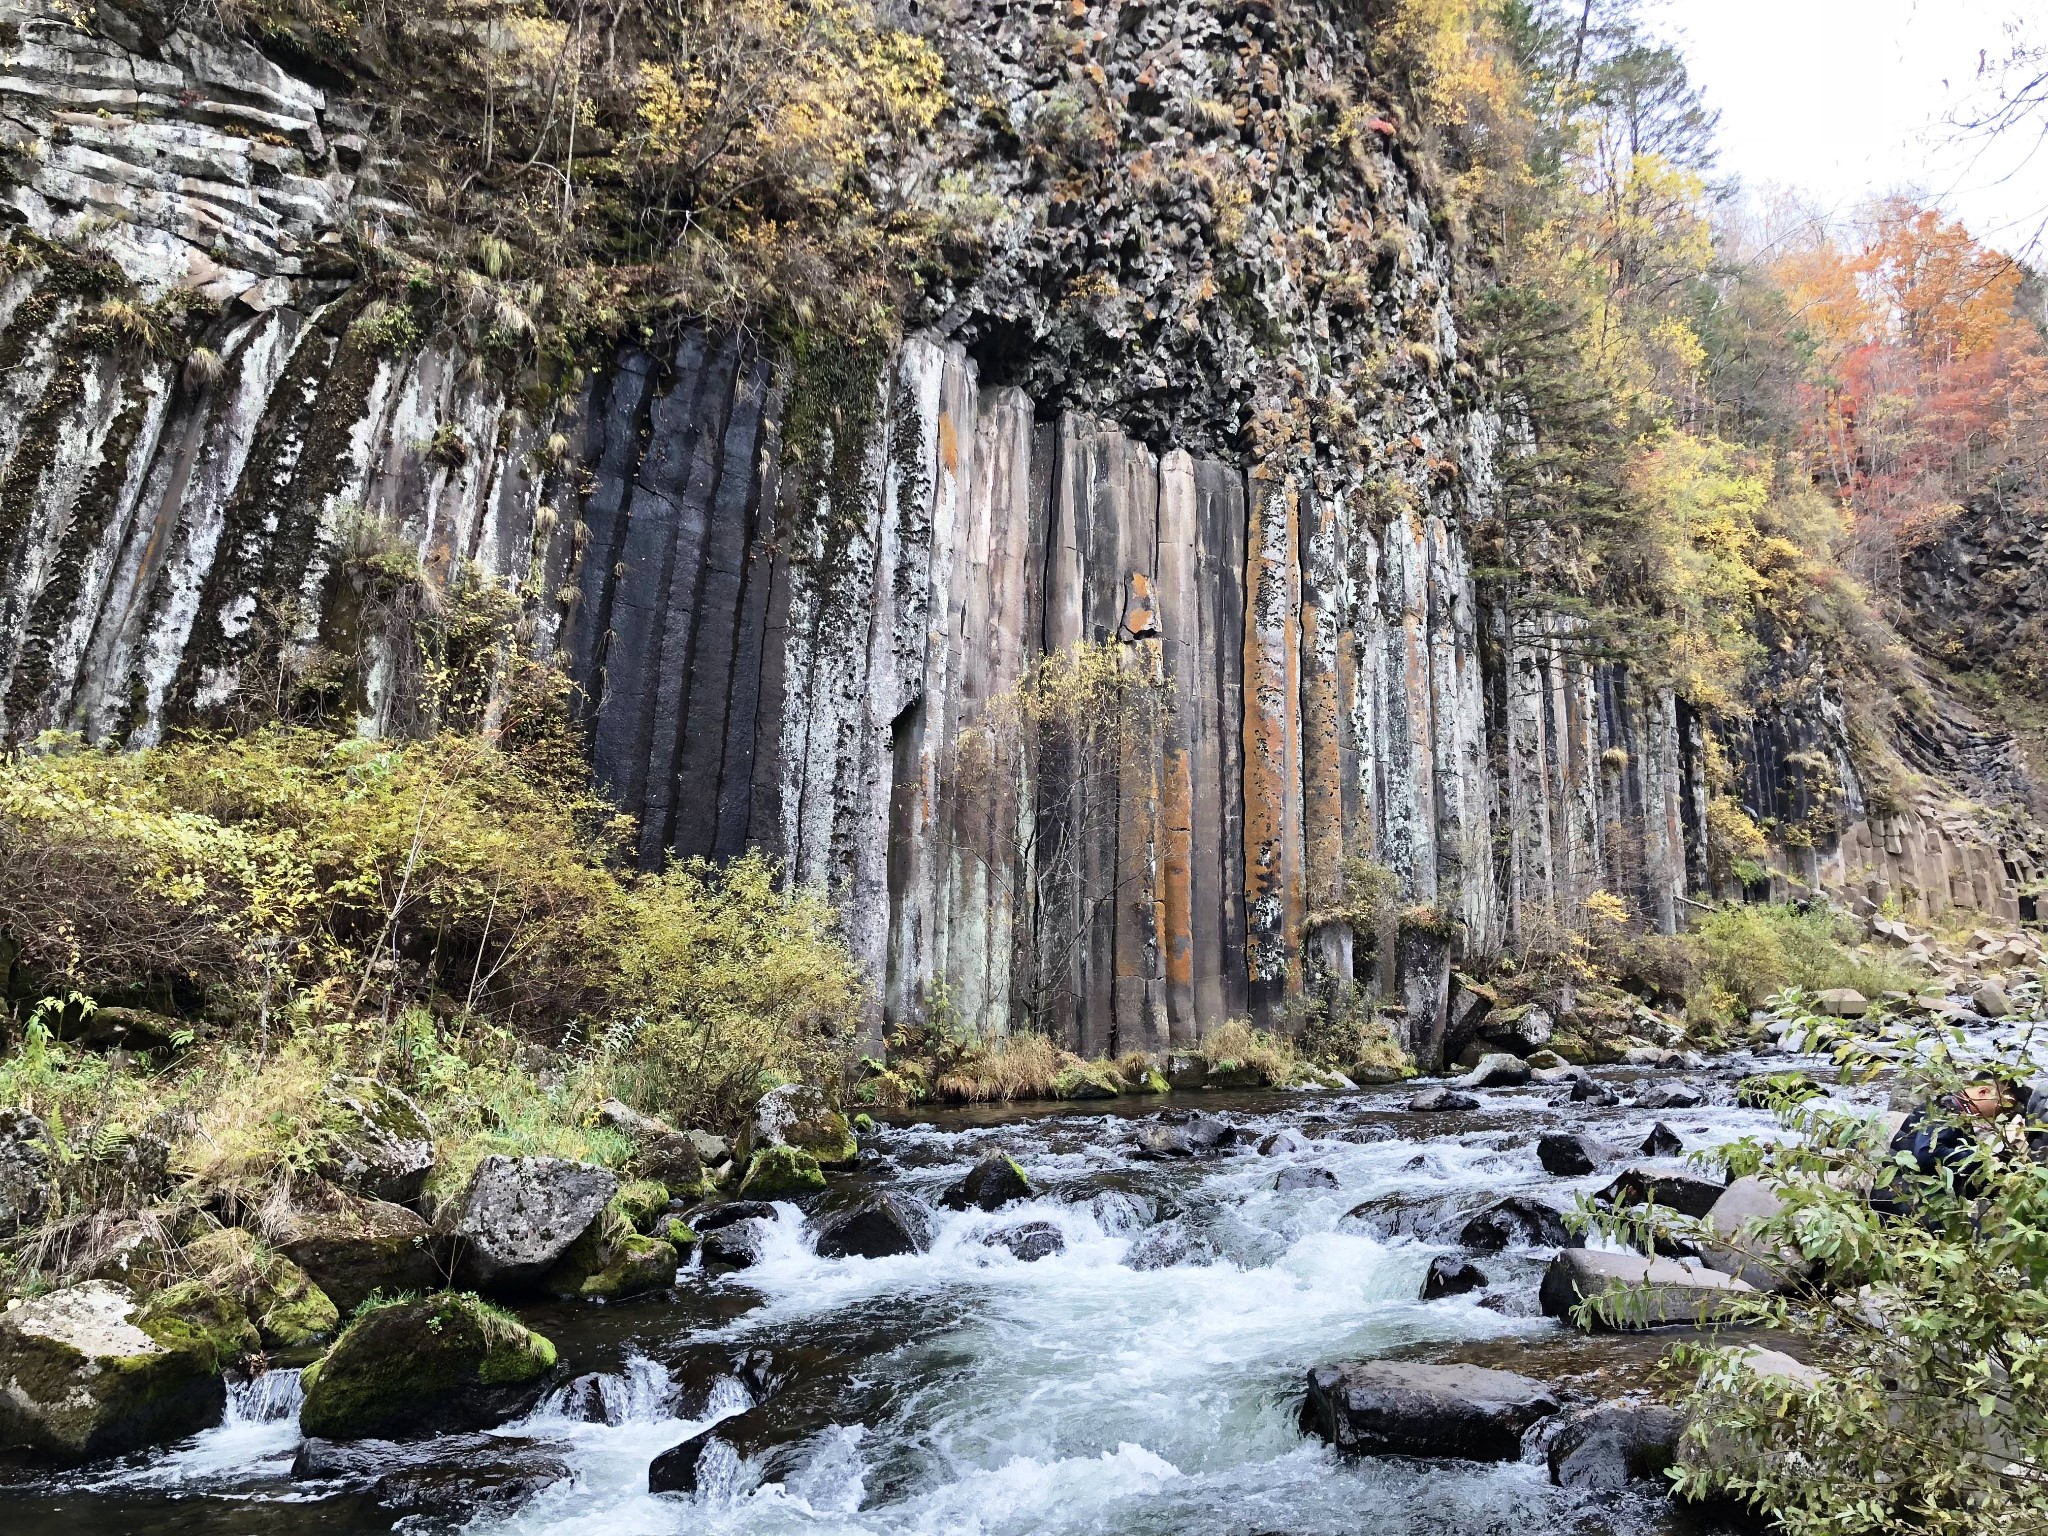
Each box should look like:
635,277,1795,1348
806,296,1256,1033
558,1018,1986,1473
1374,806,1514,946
1583,1023,2048,1532
0,722,865,1283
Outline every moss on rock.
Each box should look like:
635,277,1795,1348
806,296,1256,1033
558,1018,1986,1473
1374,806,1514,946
181,1227,340,1354
297,1292,556,1440
738,1144,827,1199
136,1281,260,1374
610,1180,671,1232
1051,1060,1121,1100
570,1234,678,1301
0,1281,226,1458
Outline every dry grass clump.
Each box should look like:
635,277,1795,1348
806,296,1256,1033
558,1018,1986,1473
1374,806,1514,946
1197,1017,1297,1084
933,1031,1061,1103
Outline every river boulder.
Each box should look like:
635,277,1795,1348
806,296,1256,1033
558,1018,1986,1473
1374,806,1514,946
183,1227,340,1353
1636,1083,1707,1111
1540,1250,1756,1329
981,1220,1064,1261
319,1078,435,1204
812,1192,933,1259
1275,1165,1340,1193
0,1281,228,1457
1536,1132,1608,1176
1420,1256,1487,1300
1639,1122,1684,1157
1459,1196,1573,1251
631,1132,715,1197
1407,1087,1478,1112
272,1185,445,1314
1598,1168,1726,1219
1696,1176,1808,1290
297,1293,557,1440
700,1218,773,1270
453,1157,618,1291
1300,1361,1560,1461
542,1198,680,1301
0,1108,54,1237
737,1144,827,1200
1547,1401,1685,1489
1458,1053,1532,1089
1123,1219,1214,1271
1569,1078,1621,1107
941,1152,1035,1211
1258,1129,1311,1156
752,1084,857,1169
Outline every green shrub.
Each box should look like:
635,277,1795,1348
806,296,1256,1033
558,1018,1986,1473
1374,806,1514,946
1690,903,1916,1014
1581,1022,2048,1531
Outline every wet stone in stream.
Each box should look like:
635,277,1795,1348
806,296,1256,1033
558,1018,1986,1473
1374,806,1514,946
4,1057,1860,1536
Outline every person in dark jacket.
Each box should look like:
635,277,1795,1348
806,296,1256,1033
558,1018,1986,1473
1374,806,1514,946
1877,1075,2026,1213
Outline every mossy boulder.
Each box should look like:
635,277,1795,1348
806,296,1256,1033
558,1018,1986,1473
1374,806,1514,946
1051,1060,1121,1099
1202,1060,1265,1090
1164,1052,1208,1090
1126,1068,1171,1094
609,1179,671,1232
541,1185,682,1300
752,1084,858,1168
940,1152,1034,1212
568,1235,679,1301
318,1077,435,1204
297,1293,557,1441
652,1215,698,1260
629,1133,718,1200
135,1280,260,1373
0,1281,226,1458
738,1144,826,1200
183,1227,340,1354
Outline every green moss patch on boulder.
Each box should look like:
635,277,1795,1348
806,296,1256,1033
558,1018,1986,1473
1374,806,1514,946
738,1144,826,1199
136,1280,260,1373
1051,1060,1121,1099
297,1293,557,1441
752,1084,858,1168
609,1180,671,1232
568,1234,678,1301
541,1183,681,1301
0,1280,226,1458
182,1227,340,1354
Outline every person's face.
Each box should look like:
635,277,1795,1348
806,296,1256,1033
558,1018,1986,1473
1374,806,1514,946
1960,1081,2006,1119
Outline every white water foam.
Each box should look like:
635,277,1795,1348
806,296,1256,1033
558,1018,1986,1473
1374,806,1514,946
89,1368,305,1491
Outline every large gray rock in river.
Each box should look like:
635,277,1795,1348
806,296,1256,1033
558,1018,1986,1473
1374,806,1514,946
812,1192,932,1259
0,1280,225,1457
1458,1053,1532,1089
1300,1360,1560,1460
0,1107,54,1236
1697,1175,1809,1291
1547,1401,1685,1489
1540,1250,1756,1329
1536,1132,1608,1176
454,1157,617,1290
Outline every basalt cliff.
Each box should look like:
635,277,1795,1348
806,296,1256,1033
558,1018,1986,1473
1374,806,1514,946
0,0,2037,1064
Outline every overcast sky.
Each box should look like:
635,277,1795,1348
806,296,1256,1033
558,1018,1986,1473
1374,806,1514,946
1648,0,2048,254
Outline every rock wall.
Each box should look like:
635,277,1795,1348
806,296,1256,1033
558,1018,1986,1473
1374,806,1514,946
0,0,1721,1062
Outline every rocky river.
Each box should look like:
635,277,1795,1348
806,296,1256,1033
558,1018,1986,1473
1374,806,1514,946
0,1054,1864,1536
